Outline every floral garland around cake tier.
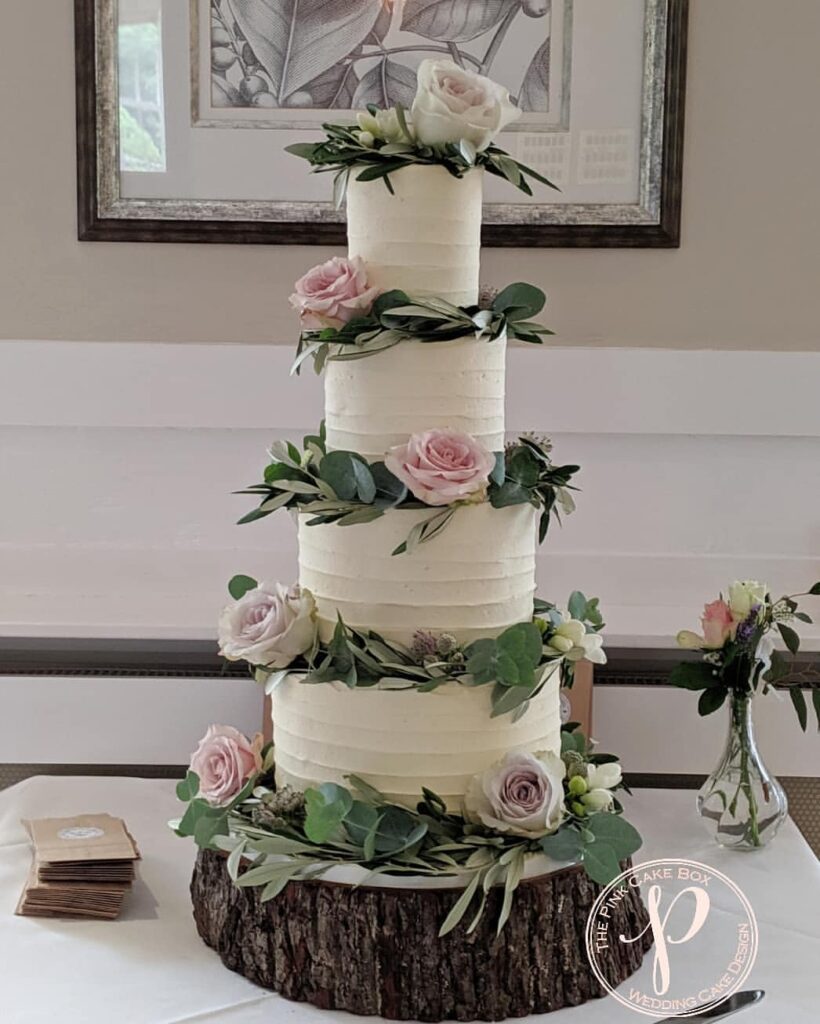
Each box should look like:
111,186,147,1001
284,58,559,204
217,574,604,721
290,279,553,376
171,724,642,936
237,425,578,554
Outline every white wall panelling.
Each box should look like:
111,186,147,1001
0,674,262,765
1,341,817,645
593,685,820,778
1,340,818,773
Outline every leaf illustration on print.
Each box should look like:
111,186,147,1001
352,59,417,109
302,63,360,109
401,0,519,44
228,0,380,105
519,37,550,112
371,2,395,43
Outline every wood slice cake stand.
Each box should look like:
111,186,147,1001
191,849,652,1021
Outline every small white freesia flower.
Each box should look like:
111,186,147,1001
356,108,411,144
464,750,566,837
581,788,615,813
586,762,622,791
545,613,606,665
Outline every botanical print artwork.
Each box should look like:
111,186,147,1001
206,0,566,122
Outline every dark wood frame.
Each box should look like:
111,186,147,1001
75,0,688,248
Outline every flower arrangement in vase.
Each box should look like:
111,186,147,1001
671,579,820,850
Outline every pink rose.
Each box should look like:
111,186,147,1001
701,599,737,648
190,725,263,807
677,598,738,651
384,429,496,506
289,256,380,330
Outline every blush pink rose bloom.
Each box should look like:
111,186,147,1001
190,725,263,807
701,599,737,647
677,598,737,650
289,256,380,330
384,429,496,506
464,751,566,837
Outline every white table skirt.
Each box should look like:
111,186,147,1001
1,776,818,1024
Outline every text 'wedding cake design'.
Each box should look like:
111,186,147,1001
179,59,648,1021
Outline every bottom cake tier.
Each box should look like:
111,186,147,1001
191,848,652,1021
271,669,562,809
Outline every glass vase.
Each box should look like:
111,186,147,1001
697,691,788,849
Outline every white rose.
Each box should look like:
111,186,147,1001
411,59,521,152
545,613,607,665
357,108,412,144
728,580,768,621
464,750,566,837
218,582,316,668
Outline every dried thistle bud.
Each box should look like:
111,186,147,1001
261,785,306,817
561,750,587,780
436,633,459,656
411,629,439,662
477,284,499,307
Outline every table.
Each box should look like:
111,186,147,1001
1,777,818,1023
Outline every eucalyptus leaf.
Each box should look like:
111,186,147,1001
584,813,642,859
541,827,584,863
228,575,258,600
582,841,623,886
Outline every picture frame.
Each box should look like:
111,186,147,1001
75,0,688,247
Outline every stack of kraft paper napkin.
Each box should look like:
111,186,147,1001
16,814,140,920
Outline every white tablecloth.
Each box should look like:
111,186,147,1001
1,776,818,1024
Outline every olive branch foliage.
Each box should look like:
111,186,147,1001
292,282,553,376
229,571,603,721
285,103,558,208
235,425,579,556
172,724,641,937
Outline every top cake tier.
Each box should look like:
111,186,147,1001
346,165,482,306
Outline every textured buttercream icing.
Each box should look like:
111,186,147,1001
272,668,562,808
324,334,506,458
298,502,537,645
346,164,482,306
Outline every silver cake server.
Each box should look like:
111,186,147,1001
657,989,765,1023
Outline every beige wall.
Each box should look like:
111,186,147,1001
1,0,819,349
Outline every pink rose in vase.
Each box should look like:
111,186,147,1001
701,599,737,648
189,725,263,807
677,597,738,650
289,256,380,331
384,429,496,506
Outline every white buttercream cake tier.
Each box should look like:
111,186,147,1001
271,668,562,808
298,502,538,646
324,334,506,459
346,164,482,306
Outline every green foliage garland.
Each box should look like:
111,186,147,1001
285,104,558,206
172,726,640,937
292,283,554,376
236,425,579,555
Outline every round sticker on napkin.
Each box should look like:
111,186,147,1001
58,826,105,840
